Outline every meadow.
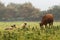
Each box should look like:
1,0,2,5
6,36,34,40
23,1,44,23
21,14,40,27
0,21,60,40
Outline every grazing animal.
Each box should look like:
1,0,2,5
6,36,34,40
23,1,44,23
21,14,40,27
11,24,16,28
5,24,16,30
21,23,27,29
5,27,13,30
40,14,54,28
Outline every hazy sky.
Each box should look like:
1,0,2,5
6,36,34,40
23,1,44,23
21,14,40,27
0,0,60,11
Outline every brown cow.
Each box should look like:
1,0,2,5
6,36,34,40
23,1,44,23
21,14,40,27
40,13,54,28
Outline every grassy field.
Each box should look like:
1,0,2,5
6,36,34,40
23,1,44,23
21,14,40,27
0,21,60,40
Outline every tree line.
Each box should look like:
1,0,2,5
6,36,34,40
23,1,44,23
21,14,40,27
0,2,60,21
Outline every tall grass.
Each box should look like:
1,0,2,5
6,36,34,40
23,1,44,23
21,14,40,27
0,21,60,40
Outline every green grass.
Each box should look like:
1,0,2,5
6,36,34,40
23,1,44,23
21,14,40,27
0,21,60,40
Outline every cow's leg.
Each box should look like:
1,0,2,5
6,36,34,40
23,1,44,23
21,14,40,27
49,23,51,28
51,22,53,26
51,22,53,28
49,22,53,28
45,24,47,28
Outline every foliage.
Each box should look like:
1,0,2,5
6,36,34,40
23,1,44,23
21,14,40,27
0,2,60,21
0,22,60,40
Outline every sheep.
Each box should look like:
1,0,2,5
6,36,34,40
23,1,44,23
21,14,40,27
5,24,16,30
21,23,27,29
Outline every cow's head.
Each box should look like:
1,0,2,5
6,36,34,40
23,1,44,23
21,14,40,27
39,22,43,27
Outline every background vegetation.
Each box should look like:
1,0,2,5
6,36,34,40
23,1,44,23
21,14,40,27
0,2,60,21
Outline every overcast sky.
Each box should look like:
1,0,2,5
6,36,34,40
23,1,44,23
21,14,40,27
0,0,60,11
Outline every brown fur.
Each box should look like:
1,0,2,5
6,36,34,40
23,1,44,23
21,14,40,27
40,14,54,28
